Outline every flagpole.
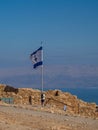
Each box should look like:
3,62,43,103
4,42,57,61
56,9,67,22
41,42,44,92
41,50,44,92
41,42,45,106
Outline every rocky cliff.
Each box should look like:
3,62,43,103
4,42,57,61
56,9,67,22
0,84,98,118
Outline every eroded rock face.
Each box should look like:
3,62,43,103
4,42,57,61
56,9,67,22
0,84,98,118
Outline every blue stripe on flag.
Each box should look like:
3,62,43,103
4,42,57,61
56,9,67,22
33,61,43,68
31,46,42,56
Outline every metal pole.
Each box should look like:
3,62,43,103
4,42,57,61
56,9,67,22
41,42,44,92
41,42,45,106
41,65,43,92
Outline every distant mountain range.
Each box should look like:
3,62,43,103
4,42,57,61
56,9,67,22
0,65,98,89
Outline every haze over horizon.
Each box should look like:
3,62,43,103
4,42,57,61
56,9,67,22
0,0,98,89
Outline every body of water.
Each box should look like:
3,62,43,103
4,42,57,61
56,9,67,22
41,87,98,105
61,88,98,105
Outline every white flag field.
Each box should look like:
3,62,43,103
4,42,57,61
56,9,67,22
30,46,43,69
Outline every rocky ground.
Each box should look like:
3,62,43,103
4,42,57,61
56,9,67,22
0,84,98,130
0,84,98,119
0,104,98,130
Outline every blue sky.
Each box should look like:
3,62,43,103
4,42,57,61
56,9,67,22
0,0,98,89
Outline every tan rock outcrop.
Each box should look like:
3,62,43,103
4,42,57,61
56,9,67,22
0,84,98,118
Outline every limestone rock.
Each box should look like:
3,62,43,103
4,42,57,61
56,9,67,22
0,84,98,118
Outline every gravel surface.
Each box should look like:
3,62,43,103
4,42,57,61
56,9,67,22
0,105,98,130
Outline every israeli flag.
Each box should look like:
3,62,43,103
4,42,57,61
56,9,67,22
30,46,43,69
